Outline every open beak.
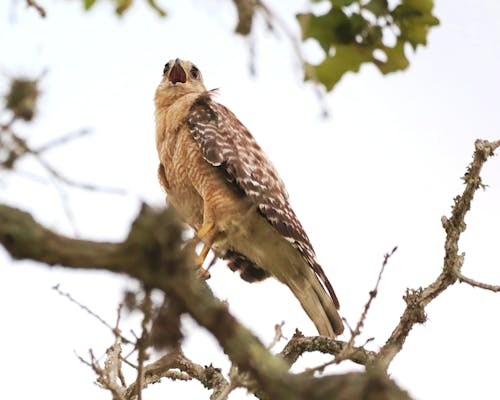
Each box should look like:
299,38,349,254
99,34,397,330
169,59,186,84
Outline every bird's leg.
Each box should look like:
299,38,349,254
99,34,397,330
194,221,216,280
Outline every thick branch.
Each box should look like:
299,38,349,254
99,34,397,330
124,351,229,399
0,204,163,275
0,203,409,399
280,331,377,367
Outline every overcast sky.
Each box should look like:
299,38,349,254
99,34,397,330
1,1,500,399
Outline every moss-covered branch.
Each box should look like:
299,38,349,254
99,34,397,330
0,203,409,399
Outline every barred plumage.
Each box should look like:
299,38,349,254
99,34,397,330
155,58,343,336
186,92,339,308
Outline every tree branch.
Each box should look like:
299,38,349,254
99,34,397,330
336,247,397,364
26,0,46,17
53,284,134,345
124,350,229,400
456,272,500,292
0,203,409,399
280,331,377,367
377,139,500,368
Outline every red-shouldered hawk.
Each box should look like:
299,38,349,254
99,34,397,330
154,58,344,336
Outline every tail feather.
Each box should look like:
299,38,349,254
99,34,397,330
219,210,344,337
284,268,344,337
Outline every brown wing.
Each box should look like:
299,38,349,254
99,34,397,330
186,92,339,308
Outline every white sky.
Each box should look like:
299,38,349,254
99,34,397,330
1,0,500,399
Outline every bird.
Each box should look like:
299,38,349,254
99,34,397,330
154,58,344,337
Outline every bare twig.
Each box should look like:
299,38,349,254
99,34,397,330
267,321,285,350
36,129,91,153
2,123,126,233
34,153,126,194
377,139,500,368
48,174,79,236
75,350,93,368
26,0,46,17
227,0,330,115
114,304,128,387
120,356,138,370
257,1,330,116
337,246,397,362
52,284,134,345
2,129,126,194
135,290,153,400
257,2,305,69
456,272,500,292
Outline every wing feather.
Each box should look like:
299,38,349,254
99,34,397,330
186,92,339,309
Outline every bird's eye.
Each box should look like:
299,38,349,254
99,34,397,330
190,65,200,79
163,62,171,75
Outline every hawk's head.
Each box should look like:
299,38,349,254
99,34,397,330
160,58,206,93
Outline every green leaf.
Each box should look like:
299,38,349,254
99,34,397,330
310,45,372,90
375,39,410,74
405,17,439,47
83,0,97,10
297,9,346,52
297,0,438,91
348,13,369,38
365,25,383,46
297,7,372,53
364,0,389,17
403,0,434,13
334,0,358,5
392,2,439,48
392,4,422,20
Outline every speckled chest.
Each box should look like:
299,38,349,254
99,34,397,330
156,102,205,228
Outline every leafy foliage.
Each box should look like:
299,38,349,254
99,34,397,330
298,0,439,90
76,0,437,90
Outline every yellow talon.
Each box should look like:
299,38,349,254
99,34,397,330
193,221,216,279
196,265,212,280
197,221,215,240
197,243,211,265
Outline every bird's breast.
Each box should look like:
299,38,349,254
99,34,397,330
156,101,205,230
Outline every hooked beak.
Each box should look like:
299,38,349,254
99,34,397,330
169,58,186,84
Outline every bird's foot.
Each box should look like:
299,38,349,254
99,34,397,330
196,264,211,280
197,221,215,241
192,221,216,279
